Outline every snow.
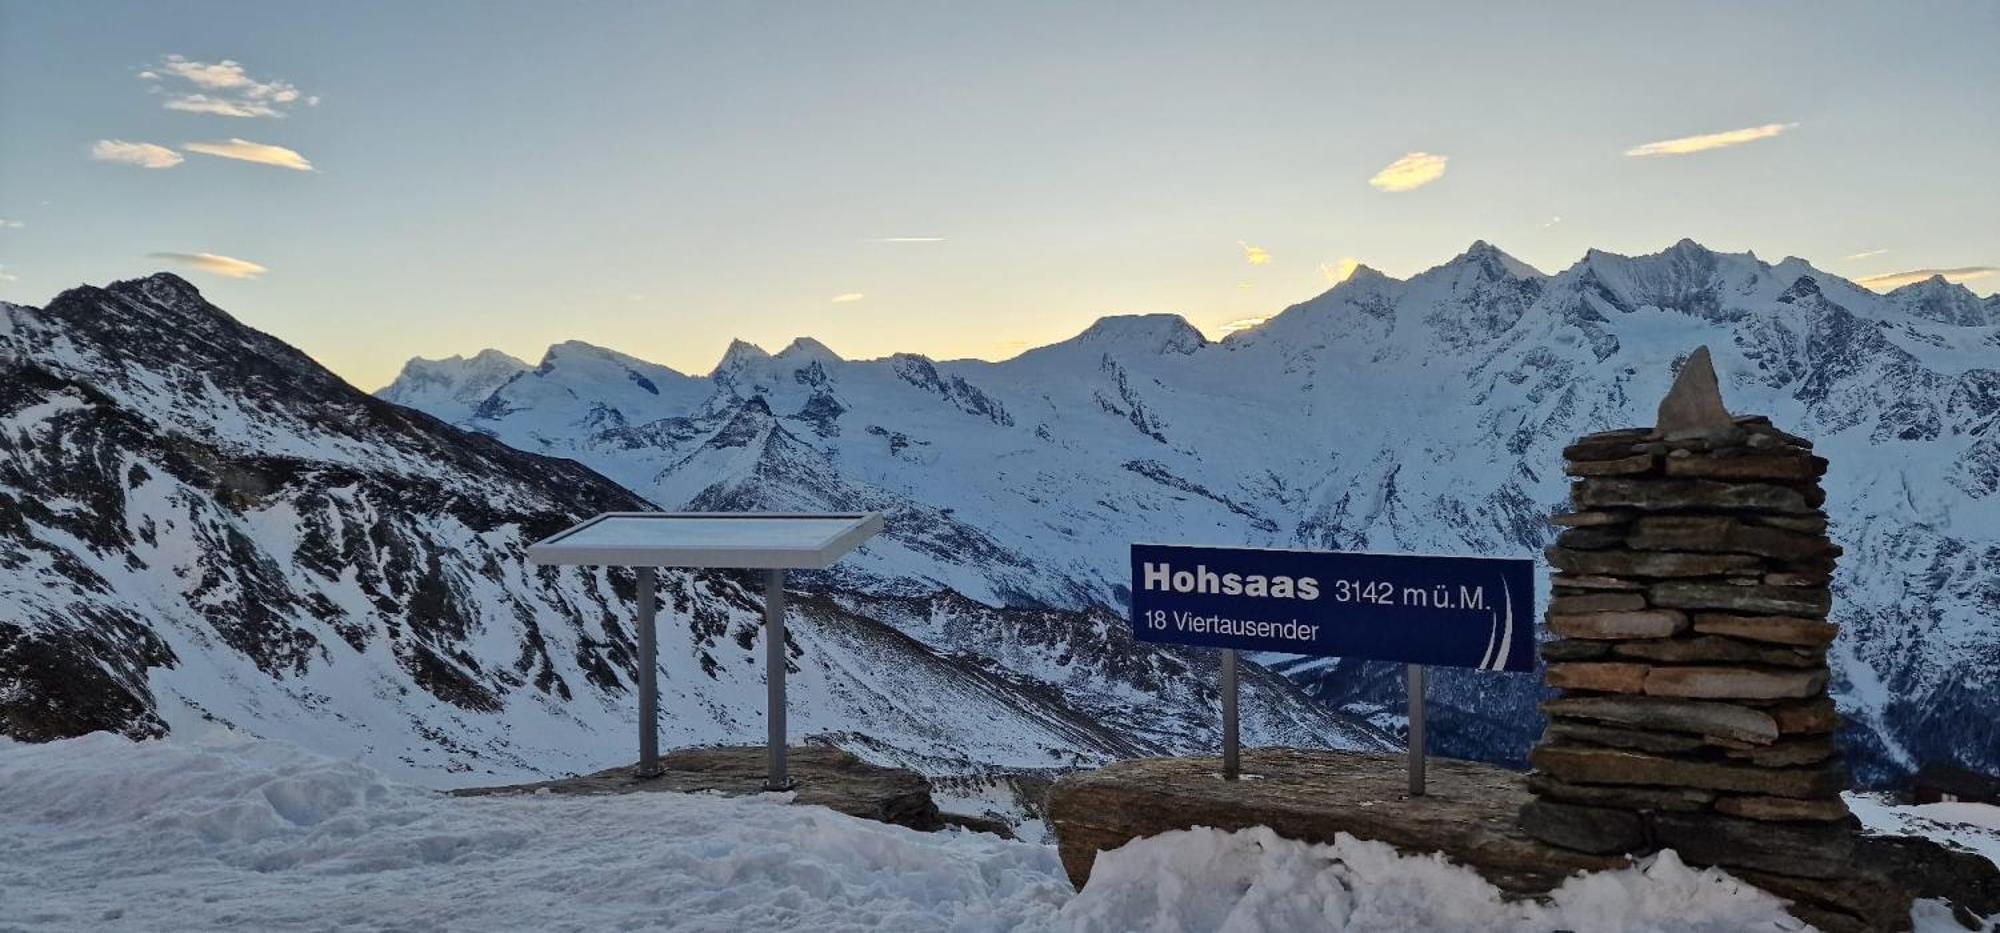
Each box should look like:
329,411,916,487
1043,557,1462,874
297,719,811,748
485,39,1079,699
1062,827,1805,933
2,732,1981,932
0,732,1072,932
386,236,2000,780
1849,791,2000,868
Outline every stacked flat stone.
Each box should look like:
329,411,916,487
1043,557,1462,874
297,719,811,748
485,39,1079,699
1518,412,1855,876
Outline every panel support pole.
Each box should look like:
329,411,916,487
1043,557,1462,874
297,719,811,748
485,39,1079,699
1221,648,1240,780
1408,663,1426,796
765,568,790,791
635,566,662,779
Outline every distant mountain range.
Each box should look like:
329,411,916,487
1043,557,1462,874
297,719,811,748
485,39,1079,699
379,239,2000,781
0,274,1386,790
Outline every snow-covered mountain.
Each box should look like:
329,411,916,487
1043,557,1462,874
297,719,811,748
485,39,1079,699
388,239,2000,782
0,274,1387,787
374,348,531,423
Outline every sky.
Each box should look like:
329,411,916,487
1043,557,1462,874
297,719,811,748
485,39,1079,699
1,1,1996,391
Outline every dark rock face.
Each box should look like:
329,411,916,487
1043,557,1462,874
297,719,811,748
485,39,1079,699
1516,799,1646,855
0,276,658,750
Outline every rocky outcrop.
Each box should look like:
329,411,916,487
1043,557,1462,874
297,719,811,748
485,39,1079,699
1047,749,1625,895
454,744,945,831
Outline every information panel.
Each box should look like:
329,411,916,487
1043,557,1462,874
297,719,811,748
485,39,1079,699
1129,543,1537,672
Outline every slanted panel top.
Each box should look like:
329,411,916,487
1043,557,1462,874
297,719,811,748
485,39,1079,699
527,512,884,569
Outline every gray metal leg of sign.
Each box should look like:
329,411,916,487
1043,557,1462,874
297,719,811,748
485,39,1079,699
1407,664,1426,796
635,567,663,779
1220,648,1239,780
765,569,790,791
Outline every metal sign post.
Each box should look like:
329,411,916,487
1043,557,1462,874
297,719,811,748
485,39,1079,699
1407,664,1426,796
764,569,790,791
636,567,663,778
1220,648,1240,780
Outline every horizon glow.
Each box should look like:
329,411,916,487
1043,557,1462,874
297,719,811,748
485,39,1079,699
1,1,1995,389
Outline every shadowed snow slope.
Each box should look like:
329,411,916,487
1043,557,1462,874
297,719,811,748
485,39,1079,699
0,274,1385,786
13,732,1960,933
391,240,2000,782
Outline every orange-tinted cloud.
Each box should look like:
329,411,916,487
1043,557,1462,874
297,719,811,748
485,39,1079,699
183,138,315,171
1856,267,1996,292
91,140,183,168
1625,123,1796,157
1368,152,1447,192
147,251,268,279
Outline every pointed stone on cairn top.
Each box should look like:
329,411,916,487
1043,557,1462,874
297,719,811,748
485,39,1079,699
1653,346,1736,441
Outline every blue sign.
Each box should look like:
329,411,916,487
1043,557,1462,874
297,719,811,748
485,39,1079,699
1129,544,1537,672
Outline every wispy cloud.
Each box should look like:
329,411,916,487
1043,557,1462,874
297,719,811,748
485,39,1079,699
146,55,316,118
91,139,183,168
1844,248,1889,262
1368,152,1448,192
1625,122,1796,157
831,292,865,303
1542,215,1563,229
0,218,22,229
868,237,945,243
1239,241,1272,265
183,138,314,171
0,266,16,283
1217,316,1266,336
147,251,267,279
1319,257,1361,285
1235,282,1255,289
1855,266,1997,292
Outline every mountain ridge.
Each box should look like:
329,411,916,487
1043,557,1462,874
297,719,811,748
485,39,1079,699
379,237,2000,781
1,275,1388,789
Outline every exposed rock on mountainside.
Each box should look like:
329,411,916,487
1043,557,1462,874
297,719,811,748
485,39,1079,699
0,274,1387,786
387,239,2000,782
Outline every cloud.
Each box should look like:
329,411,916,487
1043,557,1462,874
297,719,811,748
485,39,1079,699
1542,215,1563,229
1855,267,1997,292
0,266,16,283
1625,123,1796,157
183,138,314,171
91,139,183,168
0,218,22,229
147,55,314,118
147,252,267,279
1235,282,1255,289
831,293,865,303
1319,257,1361,285
1239,241,1272,265
1844,248,1889,262
1368,152,1448,192
869,237,945,243
1217,316,1266,336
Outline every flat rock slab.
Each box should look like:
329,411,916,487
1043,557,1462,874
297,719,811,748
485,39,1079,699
1046,748,1625,895
453,745,944,831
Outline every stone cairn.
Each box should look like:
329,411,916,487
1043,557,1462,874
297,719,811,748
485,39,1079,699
1518,347,1860,895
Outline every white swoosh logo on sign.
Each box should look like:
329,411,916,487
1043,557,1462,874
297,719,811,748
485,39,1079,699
1477,576,1515,672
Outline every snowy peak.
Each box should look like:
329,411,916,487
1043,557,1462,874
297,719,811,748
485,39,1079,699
1423,240,1545,282
776,336,842,362
1882,275,1997,326
376,349,532,421
713,338,773,377
1059,313,1208,355
105,271,210,311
